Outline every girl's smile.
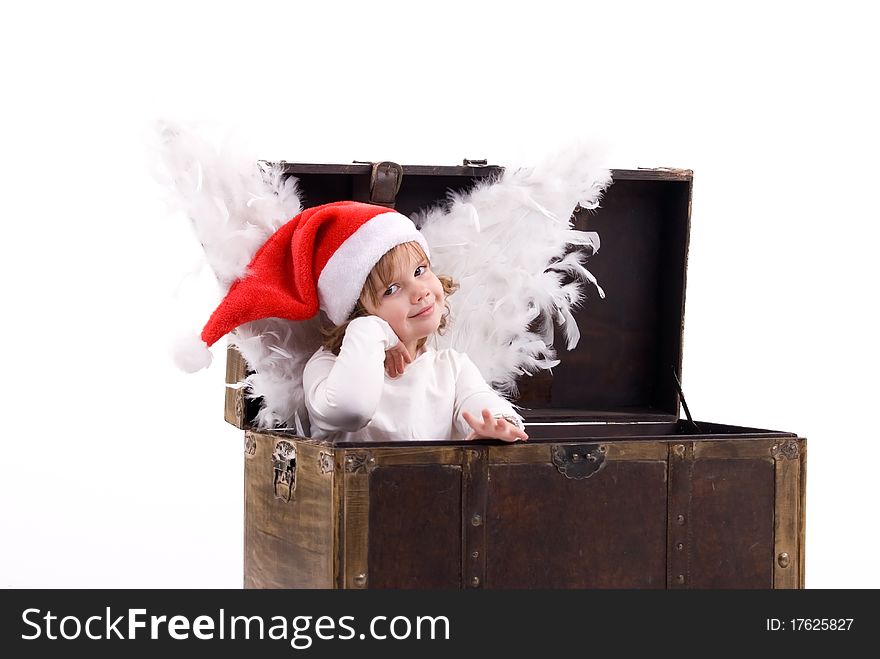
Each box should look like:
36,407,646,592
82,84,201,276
409,303,435,318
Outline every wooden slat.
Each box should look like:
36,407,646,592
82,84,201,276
275,162,692,182
276,162,501,178
773,439,803,589
332,448,344,589
488,444,550,464
224,346,248,429
489,441,667,464
694,439,776,460
667,442,693,588
613,168,693,181
605,442,668,461
462,448,488,589
799,439,808,588
369,447,462,466
343,450,372,589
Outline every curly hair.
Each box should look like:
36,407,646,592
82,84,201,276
322,241,458,356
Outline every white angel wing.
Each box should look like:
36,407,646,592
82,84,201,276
153,121,318,429
152,121,302,287
414,143,612,399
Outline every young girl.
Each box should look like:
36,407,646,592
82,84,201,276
305,239,528,442
189,200,527,443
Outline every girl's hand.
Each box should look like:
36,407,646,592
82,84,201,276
384,341,412,378
463,409,529,442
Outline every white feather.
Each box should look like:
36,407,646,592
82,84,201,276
231,317,323,430
415,142,611,398
155,121,309,428
151,121,302,289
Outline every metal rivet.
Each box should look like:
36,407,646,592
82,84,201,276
676,574,685,584
676,543,684,551
471,514,482,527
471,576,481,588
676,514,686,525
471,551,479,559
353,573,367,588
778,552,791,568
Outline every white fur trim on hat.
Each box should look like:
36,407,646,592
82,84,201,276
318,211,429,325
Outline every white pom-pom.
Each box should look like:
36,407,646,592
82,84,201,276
172,334,213,372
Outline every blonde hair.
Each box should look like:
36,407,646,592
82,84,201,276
322,241,458,355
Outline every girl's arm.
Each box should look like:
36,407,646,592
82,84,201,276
303,316,399,433
462,409,529,442
452,353,526,439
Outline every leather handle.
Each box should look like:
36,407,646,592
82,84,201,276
369,161,403,207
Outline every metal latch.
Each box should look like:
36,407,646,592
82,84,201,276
272,440,296,502
551,444,606,480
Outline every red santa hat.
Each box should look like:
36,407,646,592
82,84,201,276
174,200,429,372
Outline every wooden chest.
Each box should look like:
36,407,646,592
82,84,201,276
229,163,806,589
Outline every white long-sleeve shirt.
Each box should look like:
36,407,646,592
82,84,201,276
303,316,523,442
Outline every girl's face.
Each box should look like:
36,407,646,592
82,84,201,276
362,246,445,346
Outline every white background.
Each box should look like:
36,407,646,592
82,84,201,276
1,0,876,588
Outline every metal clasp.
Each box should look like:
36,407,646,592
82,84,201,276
551,444,607,480
272,440,296,502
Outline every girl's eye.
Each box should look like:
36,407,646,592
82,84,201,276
383,284,399,297
414,265,427,277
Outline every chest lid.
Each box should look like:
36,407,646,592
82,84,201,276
278,162,692,423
